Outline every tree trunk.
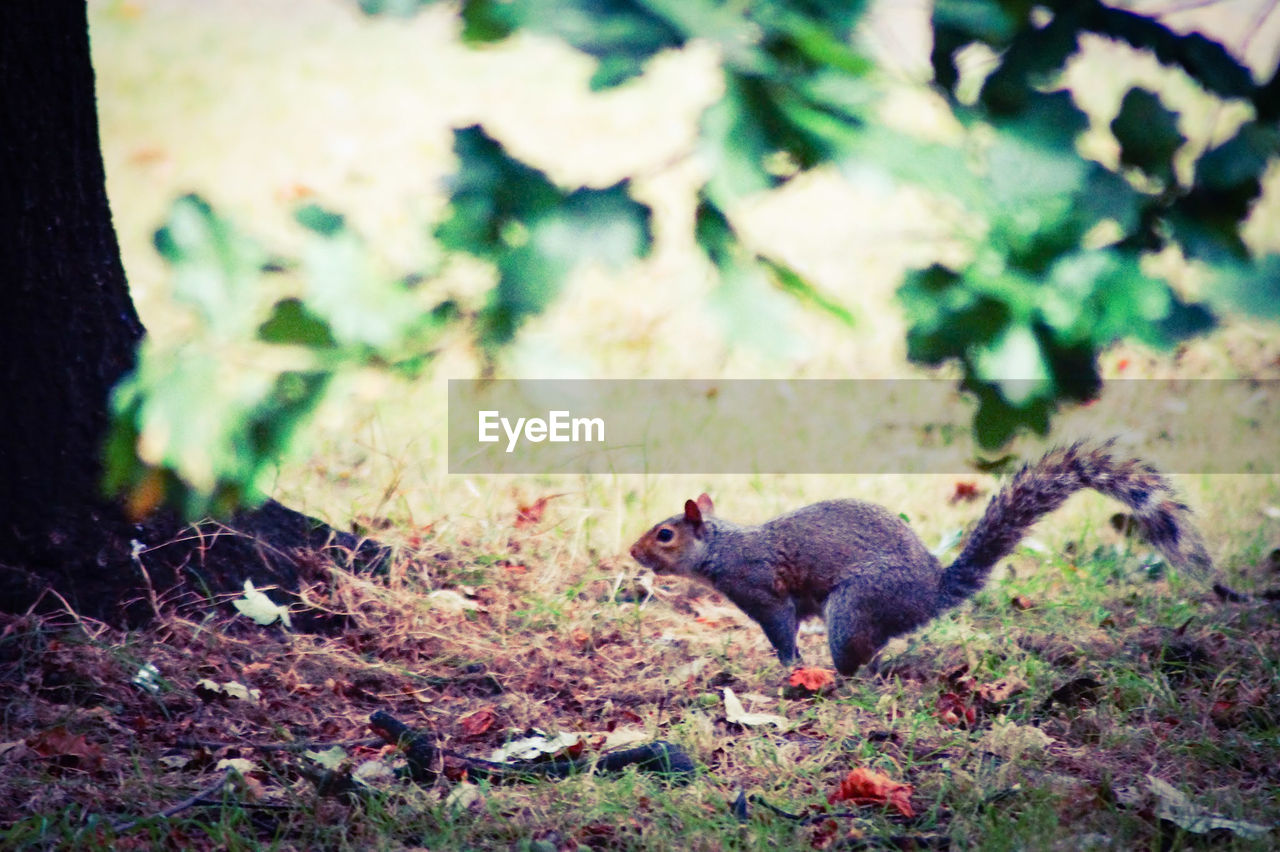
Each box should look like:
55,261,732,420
0,1,377,627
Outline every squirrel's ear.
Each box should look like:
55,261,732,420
695,493,714,517
683,499,703,524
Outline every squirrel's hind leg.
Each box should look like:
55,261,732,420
824,582,884,677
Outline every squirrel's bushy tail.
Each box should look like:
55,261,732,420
937,440,1228,611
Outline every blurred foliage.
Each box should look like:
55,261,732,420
108,0,1280,515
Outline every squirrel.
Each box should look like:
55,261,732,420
630,440,1244,675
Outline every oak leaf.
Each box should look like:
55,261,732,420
788,667,836,691
827,767,914,818
514,493,567,528
458,707,497,738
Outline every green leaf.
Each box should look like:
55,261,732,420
458,0,514,42
485,0,686,90
978,6,1082,117
153,194,266,337
930,0,1025,95
258,298,338,349
438,127,652,348
436,126,561,256
357,0,435,17
760,256,856,328
1214,254,1280,319
295,204,419,348
1196,121,1280,192
898,264,1011,366
1111,88,1184,185
702,72,864,199
1087,4,1255,101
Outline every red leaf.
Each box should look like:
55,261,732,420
950,481,982,503
28,727,105,771
458,707,497,738
827,768,915,818
936,692,976,727
788,667,836,692
515,493,567,528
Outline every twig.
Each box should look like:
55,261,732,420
110,768,233,834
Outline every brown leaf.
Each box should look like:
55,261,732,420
936,692,976,727
827,767,915,818
28,727,104,771
949,481,982,503
514,493,567,528
458,707,497,738
788,667,836,692
977,675,1027,704
1042,676,1102,711
1010,595,1035,611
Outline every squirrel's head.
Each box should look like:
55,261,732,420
629,493,715,576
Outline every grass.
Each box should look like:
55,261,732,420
3,0,1278,849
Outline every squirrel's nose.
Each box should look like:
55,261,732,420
629,543,641,561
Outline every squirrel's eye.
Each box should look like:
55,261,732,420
656,528,674,543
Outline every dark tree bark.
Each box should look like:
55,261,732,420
0,2,377,626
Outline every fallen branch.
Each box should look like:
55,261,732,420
109,768,234,834
368,710,695,785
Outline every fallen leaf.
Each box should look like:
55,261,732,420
445,780,483,810
977,718,1054,759
458,707,497,738
216,757,258,775
788,667,836,692
232,580,292,629
352,758,397,789
977,675,1027,704
723,687,788,727
936,692,976,727
487,731,582,763
28,727,104,771
1146,774,1271,839
827,768,915,818
426,589,480,612
195,678,260,703
1042,677,1102,711
1010,595,1035,611
514,493,567,528
305,746,349,771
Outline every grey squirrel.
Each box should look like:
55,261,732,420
630,441,1243,675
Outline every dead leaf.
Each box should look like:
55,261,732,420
514,493,567,528
1042,676,1102,711
458,707,497,738
977,718,1054,759
426,589,480,612
488,731,582,763
788,667,836,692
950,481,982,503
1146,774,1271,839
28,727,104,771
723,687,788,728
936,692,976,727
977,675,1027,704
827,767,915,818
1010,595,1035,611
